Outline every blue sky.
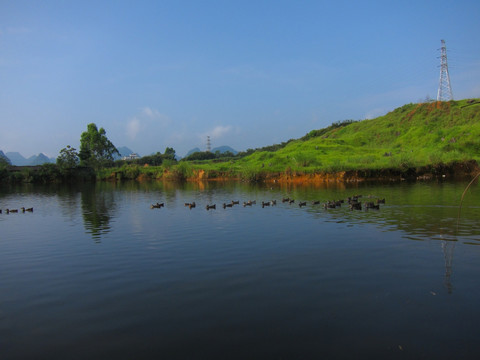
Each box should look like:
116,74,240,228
1,0,479,158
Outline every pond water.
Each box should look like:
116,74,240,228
1,180,480,359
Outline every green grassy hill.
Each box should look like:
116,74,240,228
229,99,480,176
93,98,480,182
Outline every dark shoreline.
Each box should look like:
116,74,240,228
2,160,478,184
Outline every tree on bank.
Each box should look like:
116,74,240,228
57,145,80,171
164,147,176,160
79,123,119,169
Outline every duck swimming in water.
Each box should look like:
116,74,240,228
151,203,164,209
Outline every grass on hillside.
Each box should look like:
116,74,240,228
230,99,480,175
99,99,480,181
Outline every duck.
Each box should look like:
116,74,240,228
151,202,164,209
298,201,307,207
347,196,360,204
206,204,216,210
261,201,270,207
323,201,336,209
282,197,290,203
6,209,18,214
376,198,385,204
21,207,34,212
289,199,295,204
312,200,320,205
223,203,233,209
349,202,362,211
231,200,240,205
364,202,380,210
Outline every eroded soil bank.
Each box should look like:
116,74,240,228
184,160,480,184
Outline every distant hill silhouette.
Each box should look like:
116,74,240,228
212,146,238,155
28,153,54,165
185,147,201,157
114,146,137,160
6,152,29,165
0,150,11,165
185,146,237,158
5,151,55,165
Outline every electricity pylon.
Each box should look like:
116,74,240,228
437,39,453,101
206,136,211,152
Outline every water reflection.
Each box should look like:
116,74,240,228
442,240,455,294
80,183,117,241
2,180,480,359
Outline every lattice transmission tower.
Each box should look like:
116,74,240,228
206,136,211,152
437,39,453,101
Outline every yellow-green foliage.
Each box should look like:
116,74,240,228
98,99,480,180
209,99,480,175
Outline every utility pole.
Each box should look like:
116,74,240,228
206,136,211,152
437,39,453,101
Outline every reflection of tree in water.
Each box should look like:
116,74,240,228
442,240,455,294
81,184,117,241
56,185,82,221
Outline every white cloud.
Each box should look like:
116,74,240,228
141,106,171,126
205,125,233,140
142,107,160,118
126,117,141,140
124,106,172,146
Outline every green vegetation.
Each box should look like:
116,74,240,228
57,145,80,173
79,123,119,169
168,99,479,180
2,99,479,184
219,99,480,177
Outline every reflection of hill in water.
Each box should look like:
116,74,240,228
288,180,480,244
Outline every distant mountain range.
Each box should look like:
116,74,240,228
2,151,56,166
185,146,238,157
185,148,201,157
0,146,138,165
1,145,238,165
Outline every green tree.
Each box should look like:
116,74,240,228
79,123,119,169
57,145,79,170
183,151,216,161
164,147,176,160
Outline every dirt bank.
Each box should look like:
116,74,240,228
185,160,479,184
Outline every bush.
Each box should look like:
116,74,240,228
240,166,266,182
169,162,193,181
123,165,141,180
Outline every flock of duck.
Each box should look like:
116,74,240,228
151,195,386,211
0,207,33,214
2,196,386,214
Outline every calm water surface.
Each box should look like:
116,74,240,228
1,180,480,359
